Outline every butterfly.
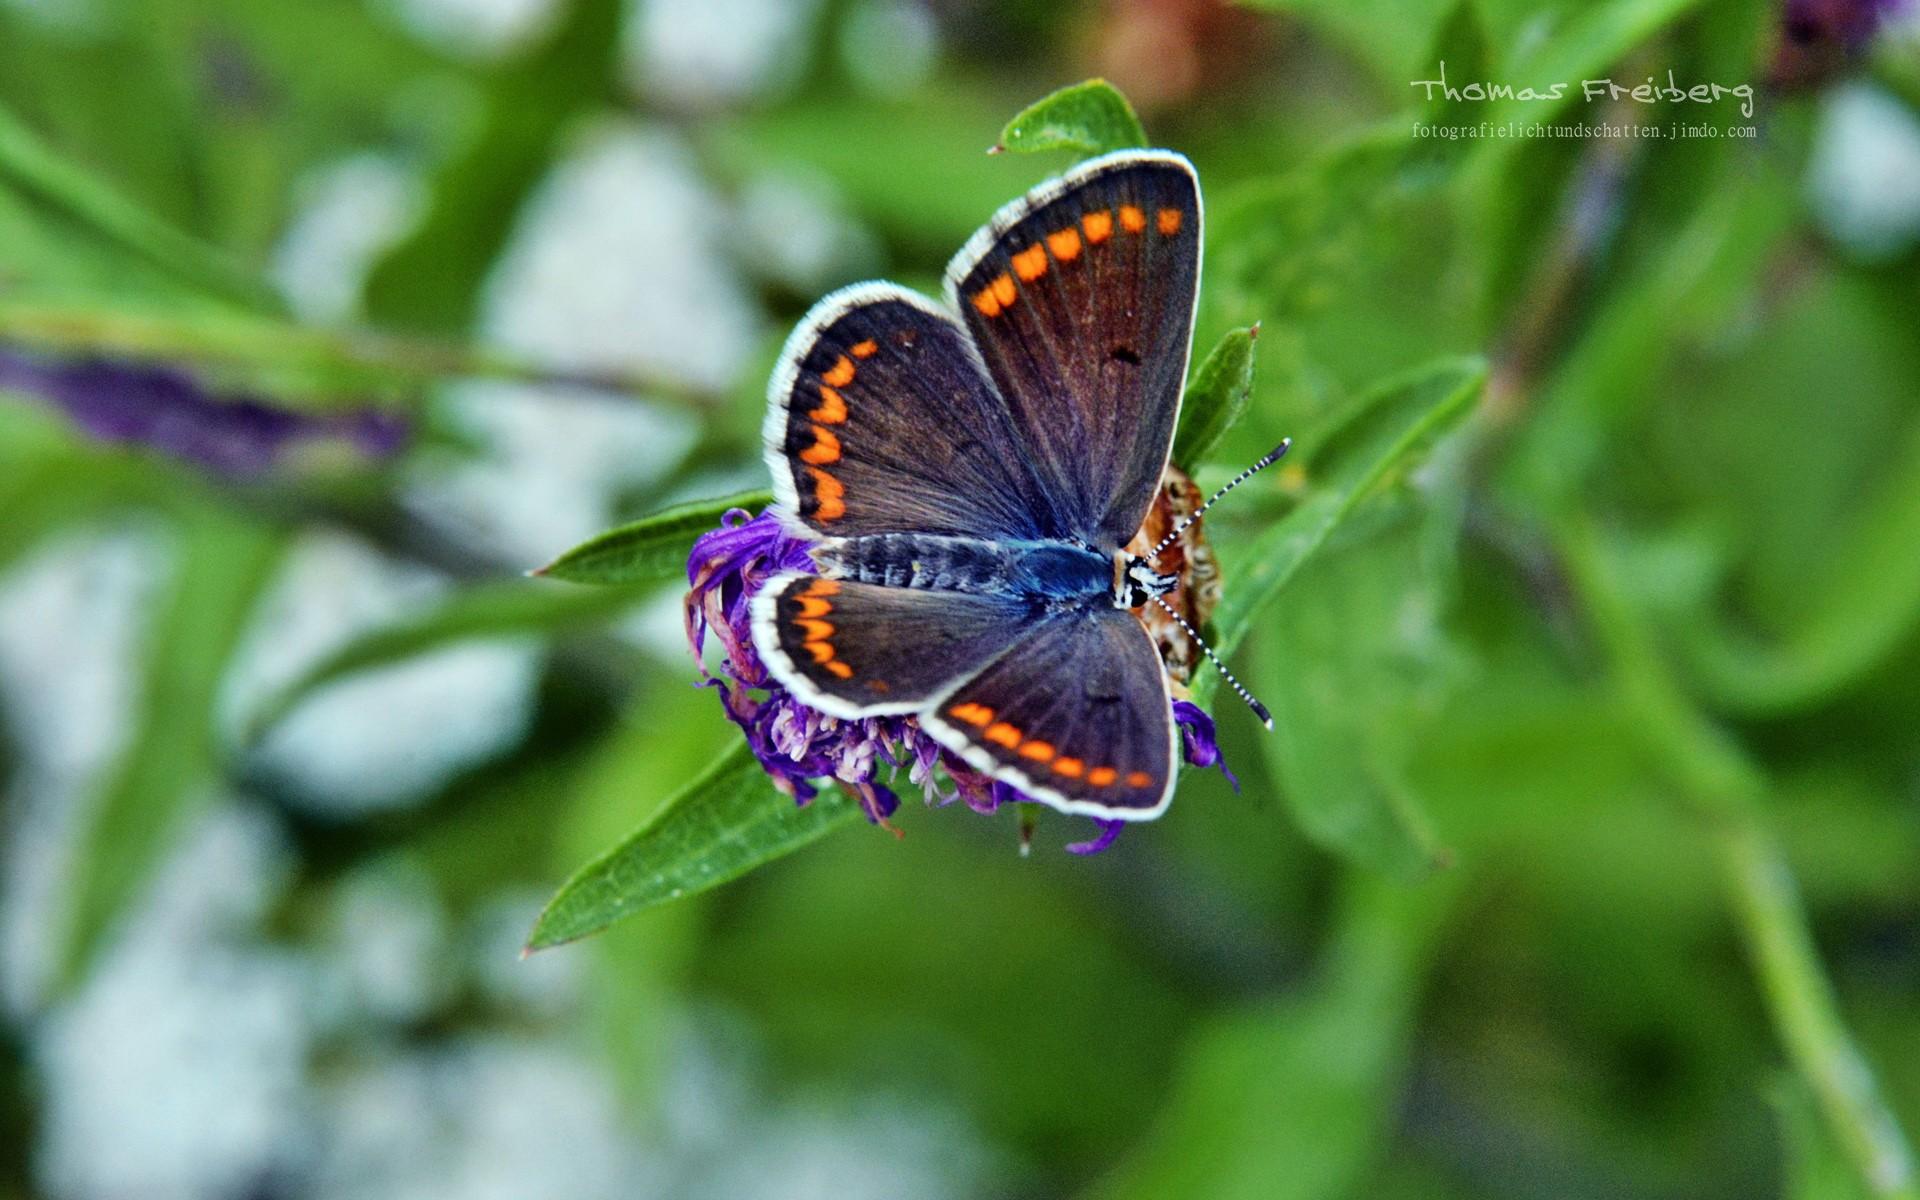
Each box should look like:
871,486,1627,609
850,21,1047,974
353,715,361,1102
750,149,1208,823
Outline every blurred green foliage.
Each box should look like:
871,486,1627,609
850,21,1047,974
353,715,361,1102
1,1,1918,1198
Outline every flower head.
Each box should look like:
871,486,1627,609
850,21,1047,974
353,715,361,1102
683,505,1239,850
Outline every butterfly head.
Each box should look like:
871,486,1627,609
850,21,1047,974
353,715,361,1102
1115,554,1178,609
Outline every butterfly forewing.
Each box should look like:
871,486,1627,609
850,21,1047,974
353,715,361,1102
751,572,1031,718
945,151,1201,550
921,608,1178,820
764,283,1051,540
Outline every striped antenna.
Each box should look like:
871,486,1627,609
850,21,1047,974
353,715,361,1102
1148,595,1272,729
1147,438,1291,560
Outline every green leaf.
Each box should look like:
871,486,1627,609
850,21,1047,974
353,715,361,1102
526,744,863,950
1207,355,1485,673
1508,153,1798,503
0,100,277,311
1775,1078,1878,1200
1208,126,1415,324
1676,370,1920,716
361,0,626,335
1256,499,1460,876
1092,869,1462,1200
1243,0,1455,85
55,509,285,989
1482,0,1711,135
994,79,1148,157
536,490,773,585
1173,325,1260,468
241,577,648,744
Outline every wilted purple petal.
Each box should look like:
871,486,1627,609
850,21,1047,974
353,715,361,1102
1066,820,1126,855
0,348,408,477
1174,699,1239,791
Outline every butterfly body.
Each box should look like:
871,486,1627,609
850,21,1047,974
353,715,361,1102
818,534,1113,603
751,150,1204,821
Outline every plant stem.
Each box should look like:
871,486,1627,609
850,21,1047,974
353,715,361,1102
0,303,724,409
1556,511,1917,1199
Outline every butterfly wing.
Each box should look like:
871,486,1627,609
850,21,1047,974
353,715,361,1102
921,607,1177,820
945,150,1201,550
764,283,1053,541
750,572,1032,718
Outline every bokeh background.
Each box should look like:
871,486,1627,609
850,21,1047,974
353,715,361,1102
2,0,1918,1197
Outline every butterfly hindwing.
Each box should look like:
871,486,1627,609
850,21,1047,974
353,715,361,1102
921,607,1177,820
764,283,1051,541
751,572,1031,718
945,150,1201,550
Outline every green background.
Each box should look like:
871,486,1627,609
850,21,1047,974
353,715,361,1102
1,0,1917,1197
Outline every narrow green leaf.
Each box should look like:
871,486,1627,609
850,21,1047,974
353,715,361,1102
242,577,649,744
526,744,862,950
56,510,285,989
1775,1078,1877,1200
1207,356,1485,674
994,79,1148,157
361,0,625,334
1173,325,1260,469
536,490,773,585
0,102,277,311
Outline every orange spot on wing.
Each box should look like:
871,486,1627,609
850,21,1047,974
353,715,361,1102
826,661,853,679
1052,757,1085,778
1088,766,1118,787
949,702,993,727
799,425,840,465
804,642,835,664
1012,243,1047,282
1018,740,1055,762
804,578,840,597
991,274,1016,307
809,468,846,520
1082,210,1113,243
811,387,847,424
868,680,890,692
984,722,1022,748
1119,204,1146,233
822,356,855,387
850,339,878,358
795,618,834,642
1047,227,1081,261
796,596,832,618
1125,770,1153,789
1156,207,1182,235
971,288,1001,317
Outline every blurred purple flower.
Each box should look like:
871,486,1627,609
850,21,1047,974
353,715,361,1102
0,349,407,477
1772,0,1911,86
684,506,1237,851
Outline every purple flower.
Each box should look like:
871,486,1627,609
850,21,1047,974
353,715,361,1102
684,506,1239,852
1772,0,1910,87
0,349,407,477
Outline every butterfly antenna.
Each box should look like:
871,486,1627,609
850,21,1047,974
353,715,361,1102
1148,438,1292,560
1148,595,1273,730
